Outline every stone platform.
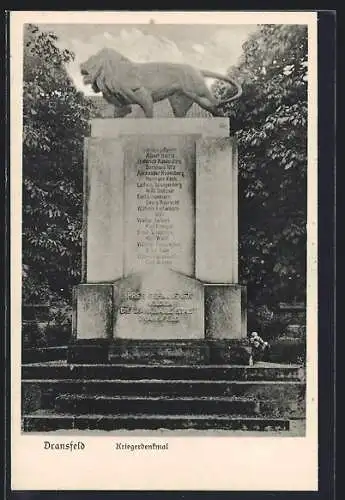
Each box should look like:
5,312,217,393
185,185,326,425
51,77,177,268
67,339,251,365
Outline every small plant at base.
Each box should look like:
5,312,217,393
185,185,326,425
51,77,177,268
249,331,270,350
249,331,270,362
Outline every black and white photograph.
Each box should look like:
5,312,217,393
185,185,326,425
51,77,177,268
10,11,318,491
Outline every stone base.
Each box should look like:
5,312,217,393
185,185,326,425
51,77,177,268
67,339,252,365
72,281,247,341
67,339,110,364
109,339,208,365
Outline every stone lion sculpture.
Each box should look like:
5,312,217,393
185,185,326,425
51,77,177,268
80,48,242,118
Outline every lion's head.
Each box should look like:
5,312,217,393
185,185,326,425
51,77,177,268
80,48,141,96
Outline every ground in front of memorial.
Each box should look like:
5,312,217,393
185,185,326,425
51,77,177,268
27,422,305,436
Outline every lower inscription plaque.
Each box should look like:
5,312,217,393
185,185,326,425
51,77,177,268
113,269,204,339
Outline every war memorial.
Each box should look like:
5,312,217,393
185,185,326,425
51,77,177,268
22,49,305,433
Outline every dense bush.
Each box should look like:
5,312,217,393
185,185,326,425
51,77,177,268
22,303,72,347
268,337,306,364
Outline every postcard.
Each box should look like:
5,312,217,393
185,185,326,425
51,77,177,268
10,10,318,491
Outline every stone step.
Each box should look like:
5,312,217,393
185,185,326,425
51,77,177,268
22,379,305,413
22,411,291,432
22,363,303,382
53,394,304,418
22,346,67,364
258,400,305,418
54,395,259,415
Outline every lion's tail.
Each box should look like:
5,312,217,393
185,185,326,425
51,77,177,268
201,70,242,105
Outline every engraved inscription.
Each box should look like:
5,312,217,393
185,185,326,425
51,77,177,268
123,136,196,294
119,290,197,325
135,146,185,267
114,269,204,340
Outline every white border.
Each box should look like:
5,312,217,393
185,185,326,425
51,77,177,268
10,11,318,491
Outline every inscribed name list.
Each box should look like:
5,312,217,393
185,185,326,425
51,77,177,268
123,136,195,276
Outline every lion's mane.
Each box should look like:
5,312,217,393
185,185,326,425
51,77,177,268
80,48,141,97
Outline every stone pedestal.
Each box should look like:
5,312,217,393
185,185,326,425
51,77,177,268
72,118,248,363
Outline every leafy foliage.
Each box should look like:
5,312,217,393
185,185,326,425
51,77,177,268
22,24,92,303
215,24,308,318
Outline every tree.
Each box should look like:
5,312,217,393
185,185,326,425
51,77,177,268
215,25,308,323
23,24,92,303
